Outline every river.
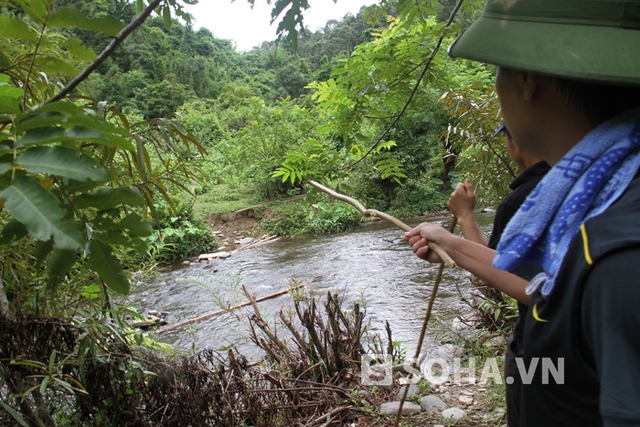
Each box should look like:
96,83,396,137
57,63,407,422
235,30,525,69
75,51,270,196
129,212,495,360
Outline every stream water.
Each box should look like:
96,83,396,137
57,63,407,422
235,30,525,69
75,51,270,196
129,213,495,361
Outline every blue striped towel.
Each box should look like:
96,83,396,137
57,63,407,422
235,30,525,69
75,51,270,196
493,107,640,298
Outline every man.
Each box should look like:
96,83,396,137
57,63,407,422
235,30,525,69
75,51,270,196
404,1,640,426
449,126,549,427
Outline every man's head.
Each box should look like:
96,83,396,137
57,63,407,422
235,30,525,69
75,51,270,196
494,122,544,172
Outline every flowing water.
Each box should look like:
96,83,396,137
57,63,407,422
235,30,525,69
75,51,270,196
129,213,495,360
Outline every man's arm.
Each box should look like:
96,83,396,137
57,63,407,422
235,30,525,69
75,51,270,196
448,179,488,246
403,222,530,304
581,247,640,426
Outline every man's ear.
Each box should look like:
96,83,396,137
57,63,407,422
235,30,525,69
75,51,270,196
522,72,543,102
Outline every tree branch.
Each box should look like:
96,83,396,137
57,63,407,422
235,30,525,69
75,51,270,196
308,179,456,268
341,0,466,171
42,0,164,106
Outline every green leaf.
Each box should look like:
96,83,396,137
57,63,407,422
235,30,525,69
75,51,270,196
34,101,84,115
15,112,66,132
0,401,29,427
89,240,130,294
60,178,101,193
0,96,22,114
0,85,24,98
63,39,97,62
15,126,65,148
16,146,109,182
163,5,172,28
39,375,50,394
0,176,84,250
48,7,125,36
47,249,77,290
34,239,54,267
0,219,27,245
0,159,12,176
65,126,134,150
35,56,78,76
120,213,152,237
13,0,48,24
73,187,145,210
0,17,39,43
0,54,11,69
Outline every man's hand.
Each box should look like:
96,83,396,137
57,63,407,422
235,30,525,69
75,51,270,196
448,178,476,221
403,222,454,263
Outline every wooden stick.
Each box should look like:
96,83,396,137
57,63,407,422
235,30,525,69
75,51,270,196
307,180,456,268
232,235,281,252
156,283,307,333
394,216,458,426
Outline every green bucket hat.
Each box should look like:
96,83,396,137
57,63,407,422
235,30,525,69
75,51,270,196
449,0,640,85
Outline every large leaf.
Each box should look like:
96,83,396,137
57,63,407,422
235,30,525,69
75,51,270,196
0,96,22,114
16,146,109,182
15,126,65,148
47,249,78,290
73,187,145,210
0,176,84,250
15,112,67,132
0,219,27,245
65,126,134,150
13,0,48,24
120,213,153,237
48,7,124,36
35,56,78,76
89,240,129,294
63,39,97,62
0,17,39,43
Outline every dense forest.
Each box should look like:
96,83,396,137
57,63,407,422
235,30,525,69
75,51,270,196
0,0,515,425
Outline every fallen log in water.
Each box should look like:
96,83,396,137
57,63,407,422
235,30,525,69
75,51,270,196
233,235,281,252
156,282,307,333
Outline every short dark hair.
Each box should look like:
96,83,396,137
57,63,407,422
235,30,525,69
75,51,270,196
497,66,640,123
553,79,640,123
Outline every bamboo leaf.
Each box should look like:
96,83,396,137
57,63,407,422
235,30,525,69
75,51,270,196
73,187,145,210
89,240,129,294
0,176,84,250
48,7,125,36
0,401,29,427
16,146,109,182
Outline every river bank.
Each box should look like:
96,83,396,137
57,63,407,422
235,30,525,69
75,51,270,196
132,207,510,426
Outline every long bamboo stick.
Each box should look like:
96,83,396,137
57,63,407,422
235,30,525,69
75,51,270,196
307,180,456,268
156,283,307,333
394,216,458,426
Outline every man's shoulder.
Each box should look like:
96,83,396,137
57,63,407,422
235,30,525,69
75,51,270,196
584,174,640,261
